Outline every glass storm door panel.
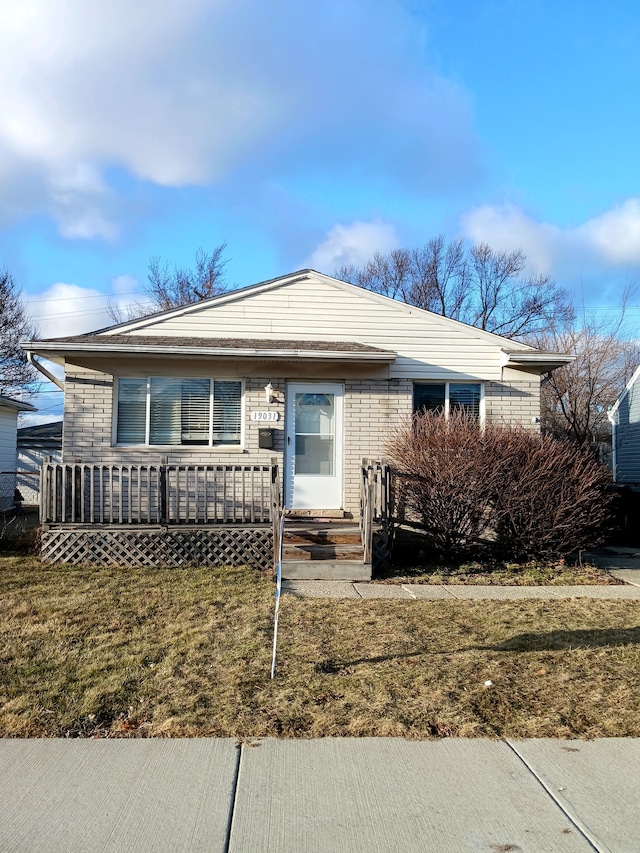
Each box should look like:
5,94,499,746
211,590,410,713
285,383,343,509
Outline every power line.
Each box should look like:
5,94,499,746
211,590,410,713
26,290,141,304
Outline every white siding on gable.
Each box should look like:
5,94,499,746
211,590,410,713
126,277,519,382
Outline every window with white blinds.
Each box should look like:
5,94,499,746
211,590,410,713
414,382,482,420
116,378,242,446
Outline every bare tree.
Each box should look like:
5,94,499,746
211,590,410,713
534,294,640,446
337,236,574,338
0,269,38,396
108,243,229,322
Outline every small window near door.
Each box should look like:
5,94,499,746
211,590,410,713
414,382,481,420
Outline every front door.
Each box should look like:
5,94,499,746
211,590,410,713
285,383,343,510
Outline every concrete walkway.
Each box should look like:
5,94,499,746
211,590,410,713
1,737,639,852
282,579,640,598
282,547,640,598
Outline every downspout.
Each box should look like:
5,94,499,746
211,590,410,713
27,352,65,391
607,408,617,483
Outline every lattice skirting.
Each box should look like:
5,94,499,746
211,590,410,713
41,525,274,570
372,528,392,573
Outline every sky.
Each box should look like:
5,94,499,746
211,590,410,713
3,0,640,422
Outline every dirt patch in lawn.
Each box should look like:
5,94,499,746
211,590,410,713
1,557,638,739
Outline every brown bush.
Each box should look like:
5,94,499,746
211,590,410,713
385,411,505,556
385,412,613,560
493,431,613,560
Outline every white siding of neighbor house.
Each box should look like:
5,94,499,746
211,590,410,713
613,375,640,487
108,276,530,382
0,406,19,510
17,446,62,505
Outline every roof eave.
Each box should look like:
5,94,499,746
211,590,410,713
23,342,396,363
500,350,576,371
0,397,37,413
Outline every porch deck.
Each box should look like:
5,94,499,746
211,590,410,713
38,461,392,575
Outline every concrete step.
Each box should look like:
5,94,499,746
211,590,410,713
281,560,372,581
282,543,364,561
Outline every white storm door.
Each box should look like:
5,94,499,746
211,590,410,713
285,383,344,510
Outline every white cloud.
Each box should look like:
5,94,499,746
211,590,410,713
0,0,482,238
48,164,117,241
461,198,640,276
461,204,561,274
576,200,640,264
25,276,145,338
306,221,401,272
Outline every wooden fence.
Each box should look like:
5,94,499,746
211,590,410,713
360,458,393,566
40,463,278,525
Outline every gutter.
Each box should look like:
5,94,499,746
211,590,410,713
27,352,64,391
500,350,576,370
25,343,396,363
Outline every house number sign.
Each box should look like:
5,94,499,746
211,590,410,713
250,411,279,422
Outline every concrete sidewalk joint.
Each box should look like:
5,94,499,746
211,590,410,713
504,740,601,852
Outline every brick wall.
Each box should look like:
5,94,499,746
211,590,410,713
63,372,286,465
343,378,412,514
484,379,541,430
63,370,541,517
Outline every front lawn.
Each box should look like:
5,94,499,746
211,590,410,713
1,556,639,739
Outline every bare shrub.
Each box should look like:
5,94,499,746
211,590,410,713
493,431,613,560
385,412,613,560
385,411,505,557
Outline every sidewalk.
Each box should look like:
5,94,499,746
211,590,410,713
1,737,639,852
282,548,640,598
282,579,640,599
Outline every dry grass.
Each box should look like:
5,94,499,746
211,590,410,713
380,558,620,585
1,555,639,739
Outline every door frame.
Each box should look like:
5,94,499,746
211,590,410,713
284,381,344,510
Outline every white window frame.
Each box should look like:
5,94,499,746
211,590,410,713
113,376,245,448
413,381,485,423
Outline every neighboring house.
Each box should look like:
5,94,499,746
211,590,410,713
16,421,63,505
0,396,37,511
22,270,572,570
608,365,640,489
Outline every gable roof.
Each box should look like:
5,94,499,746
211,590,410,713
94,269,536,352
608,364,640,422
21,269,574,378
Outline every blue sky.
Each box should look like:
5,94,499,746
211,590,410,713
3,0,640,420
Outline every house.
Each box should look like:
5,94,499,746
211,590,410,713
16,421,63,505
608,365,640,489
22,270,572,574
0,396,37,511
